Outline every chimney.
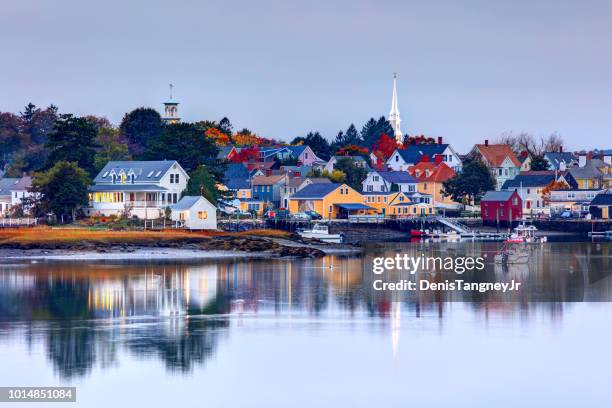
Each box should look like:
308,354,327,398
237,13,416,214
484,139,489,147
578,155,587,168
266,169,272,176
434,154,443,165
437,136,443,145
587,152,593,160
559,146,563,153
421,154,430,163
520,151,528,159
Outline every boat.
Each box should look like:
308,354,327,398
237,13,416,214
506,223,547,243
298,223,344,243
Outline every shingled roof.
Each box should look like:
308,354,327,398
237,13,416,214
290,183,342,199
501,172,557,189
474,144,521,167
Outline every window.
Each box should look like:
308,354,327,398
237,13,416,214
102,171,109,178
395,155,399,162
381,185,387,192
527,188,531,194
513,197,518,205
373,176,379,181
111,174,116,184
304,153,308,159
409,184,415,192
130,174,135,184
329,205,333,213
425,170,430,177
175,174,180,184
504,169,508,176
198,211,208,220
498,168,503,176
155,171,162,177
147,171,154,177
415,170,420,177
423,183,428,190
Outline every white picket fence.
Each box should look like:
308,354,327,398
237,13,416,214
0,218,38,228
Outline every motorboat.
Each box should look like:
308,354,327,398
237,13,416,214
506,223,547,243
298,223,344,243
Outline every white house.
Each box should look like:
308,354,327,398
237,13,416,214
88,160,189,219
362,170,418,193
470,141,521,190
170,196,217,230
386,142,462,172
10,176,34,207
324,156,369,173
501,171,562,217
0,178,18,216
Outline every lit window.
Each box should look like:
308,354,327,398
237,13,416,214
198,211,208,220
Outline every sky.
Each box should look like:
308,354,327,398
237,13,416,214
2,0,612,152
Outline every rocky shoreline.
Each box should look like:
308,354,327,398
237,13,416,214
0,234,359,260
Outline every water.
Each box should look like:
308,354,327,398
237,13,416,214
1,242,612,407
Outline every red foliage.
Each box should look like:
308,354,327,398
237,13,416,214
230,145,260,163
402,134,437,148
372,133,398,163
336,145,369,157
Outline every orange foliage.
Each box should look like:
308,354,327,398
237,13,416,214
542,180,569,204
205,128,231,146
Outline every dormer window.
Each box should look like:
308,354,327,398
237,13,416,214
425,170,430,177
147,171,154,178
111,174,116,184
102,171,109,178
415,170,420,177
155,171,162,177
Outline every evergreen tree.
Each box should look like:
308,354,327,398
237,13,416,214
529,154,549,171
186,165,221,203
334,157,368,191
361,117,394,148
292,131,333,160
218,117,233,136
119,107,162,157
94,127,130,171
45,114,98,176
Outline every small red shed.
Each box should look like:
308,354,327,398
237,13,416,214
480,190,522,225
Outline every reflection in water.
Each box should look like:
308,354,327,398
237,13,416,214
0,242,611,381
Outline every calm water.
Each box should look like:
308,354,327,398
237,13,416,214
1,242,612,407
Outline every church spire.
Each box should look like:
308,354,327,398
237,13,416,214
388,73,403,144
163,83,180,124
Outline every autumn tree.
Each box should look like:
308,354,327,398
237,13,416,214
373,133,397,163
334,157,367,191
230,145,260,163
205,127,231,146
402,134,437,147
541,180,569,205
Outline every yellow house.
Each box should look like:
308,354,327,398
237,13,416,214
362,192,396,217
239,198,265,216
408,161,460,210
288,183,373,219
387,192,434,217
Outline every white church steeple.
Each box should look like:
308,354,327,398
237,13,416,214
163,83,180,124
388,73,403,144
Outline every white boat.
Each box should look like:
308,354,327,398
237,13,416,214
506,223,547,243
298,223,344,243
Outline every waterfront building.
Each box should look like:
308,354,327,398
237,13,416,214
87,160,189,219
589,189,612,219
470,140,521,190
565,158,612,189
480,190,523,225
251,174,287,208
501,171,565,217
362,170,418,193
386,139,462,172
549,189,601,215
287,183,372,219
170,195,217,230
0,177,18,216
408,157,460,210
362,191,433,217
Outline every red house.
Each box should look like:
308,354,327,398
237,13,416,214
480,190,522,226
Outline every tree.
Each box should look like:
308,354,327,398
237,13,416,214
119,108,163,157
541,180,569,205
443,159,495,205
205,127,231,146
230,145,259,163
0,112,23,166
10,104,58,173
45,114,98,176
31,161,90,222
336,144,369,158
218,117,233,136
186,165,221,203
372,133,397,163
94,127,130,171
360,116,394,148
334,157,367,191
233,131,262,146
402,134,437,146
143,122,219,173
496,131,565,156
291,131,332,160
529,154,549,171
332,123,360,150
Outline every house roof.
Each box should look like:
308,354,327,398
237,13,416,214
94,161,182,183
567,163,603,179
377,171,418,184
88,184,168,192
0,178,19,197
475,144,521,167
331,155,367,162
306,177,332,184
223,163,250,190
290,183,343,199
544,152,576,169
394,144,450,164
10,176,32,191
286,145,307,157
216,146,238,160
335,203,372,210
225,178,250,190
501,172,557,189
408,162,456,182
171,195,216,211
287,177,305,188
481,190,517,202
251,175,286,186
590,190,612,206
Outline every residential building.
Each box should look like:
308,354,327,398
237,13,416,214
216,146,240,161
324,155,369,173
0,178,18,216
501,171,563,217
239,198,265,216
88,160,189,219
10,176,34,208
470,140,521,190
287,183,372,219
223,163,251,199
517,151,531,171
408,157,459,209
589,190,612,219
258,145,323,165
281,177,305,208
362,170,418,193
544,151,577,170
550,189,601,215
480,190,523,225
565,159,610,189
386,140,462,172
170,196,217,230
251,174,287,207
363,191,433,217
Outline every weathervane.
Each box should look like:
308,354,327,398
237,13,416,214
169,83,174,100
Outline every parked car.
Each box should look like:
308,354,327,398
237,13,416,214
292,212,311,221
266,209,290,220
304,210,322,220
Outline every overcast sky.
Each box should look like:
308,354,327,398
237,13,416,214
2,0,611,152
